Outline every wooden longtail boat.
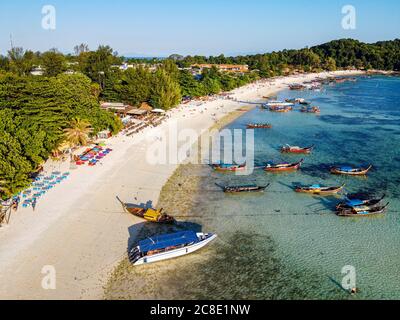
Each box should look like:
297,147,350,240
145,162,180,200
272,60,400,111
281,145,314,154
336,194,386,211
220,184,270,194
289,84,306,90
300,106,320,113
265,159,304,172
337,203,389,217
330,165,372,176
246,123,272,129
212,163,247,172
269,106,293,112
116,197,175,224
295,184,345,195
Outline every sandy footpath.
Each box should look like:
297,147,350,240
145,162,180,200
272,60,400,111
0,70,363,299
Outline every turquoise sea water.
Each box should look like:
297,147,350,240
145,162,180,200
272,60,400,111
127,76,400,300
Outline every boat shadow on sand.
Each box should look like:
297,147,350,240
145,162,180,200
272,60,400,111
127,221,203,251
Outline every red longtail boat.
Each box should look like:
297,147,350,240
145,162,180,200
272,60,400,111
281,145,314,154
264,159,304,172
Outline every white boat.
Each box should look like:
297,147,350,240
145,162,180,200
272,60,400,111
129,231,217,266
264,101,294,107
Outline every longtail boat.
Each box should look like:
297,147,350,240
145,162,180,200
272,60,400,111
265,101,295,107
300,106,320,113
116,197,175,224
336,194,386,211
269,106,293,112
129,231,217,265
289,84,305,90
220,184,270,193
330,165,372,176
281,145,314,154
337,203,389,217
265,159,304,172
246,123,272,129
212,163,246,172
295,184,345,195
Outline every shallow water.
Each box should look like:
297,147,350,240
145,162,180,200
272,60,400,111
107,76,400,300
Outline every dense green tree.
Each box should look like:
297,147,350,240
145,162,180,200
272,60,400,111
41,49,67,77
7,47,36,76
150,69,182,110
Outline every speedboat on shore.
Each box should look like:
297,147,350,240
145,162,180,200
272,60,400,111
129,231,217,266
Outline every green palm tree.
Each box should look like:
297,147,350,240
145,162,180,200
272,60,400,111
63,118,93,147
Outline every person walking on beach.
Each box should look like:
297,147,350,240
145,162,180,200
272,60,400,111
32,199,37,212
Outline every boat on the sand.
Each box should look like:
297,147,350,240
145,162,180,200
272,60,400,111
116,197,175,223
129,231,217,265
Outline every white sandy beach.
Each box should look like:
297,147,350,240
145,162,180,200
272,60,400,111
0,70,363,300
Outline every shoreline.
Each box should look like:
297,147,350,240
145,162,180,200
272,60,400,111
0,70,365,300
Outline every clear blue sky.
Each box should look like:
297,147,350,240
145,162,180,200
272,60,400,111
0,0,399,56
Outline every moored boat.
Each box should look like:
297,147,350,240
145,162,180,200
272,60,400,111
281,145,314,154
116,197,175,223
212,163,247,172
300,106,320,113
265,159,304,172
337,203,389,217
289,84,306,90
269,105,293,112
247,123,272,129
336,194,386,211
265,101,295,107
129,231,217,265
295,184,345,195
330,165,372,175
221,184,270,193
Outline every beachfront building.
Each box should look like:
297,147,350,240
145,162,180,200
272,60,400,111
191,64,249,74
100,102,134,116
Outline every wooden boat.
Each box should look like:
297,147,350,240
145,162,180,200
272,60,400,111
295,184,345,195
129,231,217,265
221,184,270,193
289,84,306,90
247,123,272,129
265,159,304,172
212,163,246,172
116,197,175,223
300,106,320,113
336,194,386,211
330,165,372,176
337,203,389,217
265,101,294,107
269,106,293,112
281,145,314,154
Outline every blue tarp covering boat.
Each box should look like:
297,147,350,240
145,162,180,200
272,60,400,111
339,166,354,172
139,231,199,253
346,199,365,206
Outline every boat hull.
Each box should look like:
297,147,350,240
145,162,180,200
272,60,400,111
265,161,303,172
213,166,246,172
133,234,218,266
281,148,312,154
330,166,371,175
295,187,343,195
